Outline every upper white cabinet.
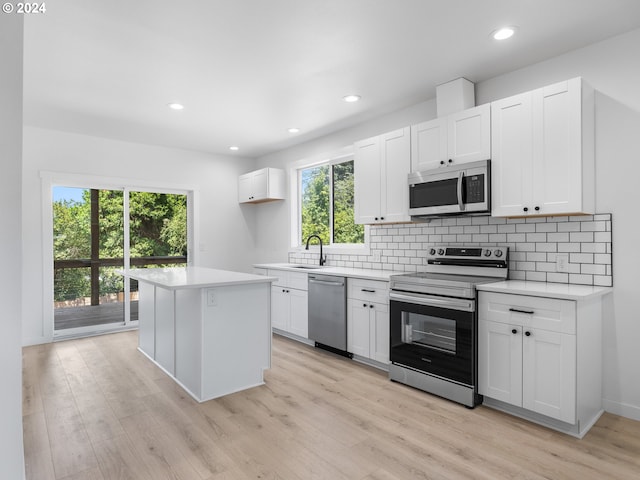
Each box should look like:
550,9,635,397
491,77,594,217
354,127,411,224
411,104,491,172
238,167,285,204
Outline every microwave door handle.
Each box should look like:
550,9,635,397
457,171,465,211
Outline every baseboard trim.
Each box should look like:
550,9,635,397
603,398,640,422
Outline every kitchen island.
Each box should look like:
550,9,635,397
124,267,276,402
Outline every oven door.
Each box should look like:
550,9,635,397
389,291,475,386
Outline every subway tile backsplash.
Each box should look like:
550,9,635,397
289,214,613,287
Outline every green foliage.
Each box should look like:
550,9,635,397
300,160,364,246
53,189,187,302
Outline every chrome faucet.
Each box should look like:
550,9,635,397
305,234,326,266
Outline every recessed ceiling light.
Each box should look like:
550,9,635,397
492,26,516,40
343,94,361,103
229,146,239,151
167,102,185,110
288,127,300,133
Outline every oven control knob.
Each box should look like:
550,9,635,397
484,249,492,257
437,248,445,255
429,248,436,255
494,250,503,258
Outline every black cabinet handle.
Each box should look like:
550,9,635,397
363,303,367,307
374,217,379,221
509,308,534,315
362,289,375,293
440,160,445,165
534,206,540,211
523,207,529,212
369,304,374,309
380,217,385,220
448,159,453,164
512,329,517,334
525,331,532,337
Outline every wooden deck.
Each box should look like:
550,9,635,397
54,301,138,330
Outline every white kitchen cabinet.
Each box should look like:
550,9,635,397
347,278,390,364
354,127,411,224
268,269,308,338
491,77,594,217
238,167,285,204
411,104,491,172
478,290,602,437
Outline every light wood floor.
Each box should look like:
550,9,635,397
23,331,640,480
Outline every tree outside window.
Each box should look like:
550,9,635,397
300,159,364,245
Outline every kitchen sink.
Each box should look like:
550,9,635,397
289,264,326,270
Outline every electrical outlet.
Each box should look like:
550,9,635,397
206,289,217,306
373,249,382,262
556,253,569,273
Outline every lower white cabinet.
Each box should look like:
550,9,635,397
268,269,308,338
478,290,603,437
347,278,390,364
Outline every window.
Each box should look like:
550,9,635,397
299,158,364,246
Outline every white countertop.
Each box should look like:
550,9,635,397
477,280,612,301
253,263,395,281
123,266,276,290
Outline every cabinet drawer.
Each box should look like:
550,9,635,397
266,269,307,290
287,271,308,291
348,278,389,304
479,292,576,334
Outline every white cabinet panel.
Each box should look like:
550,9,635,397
238,168,285,204
138,281,156,358
271,285,289,331
411,118,447,171
479,320,522,406
522,328,576,423
155,287,175,375
491,77,594,217
370,302,390,364
347,299,372,357
288,288,308,338
447,104,491,164
411,104,490,172
354,128,411,224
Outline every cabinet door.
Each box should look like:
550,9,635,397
380,127,411,223
370,302,390,364
447,104,491,164
288,288,308,338
251,168,268,201
238,172,254,203
522,328,576,423
271,286,289,331
411,118,447,171
347,299,371,357
532,78,585,215
491,92,534,217
354,136,382,224
478,320,522,406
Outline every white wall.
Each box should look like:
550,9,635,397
22,127,259,345
255,27,640,420
1,14,26,480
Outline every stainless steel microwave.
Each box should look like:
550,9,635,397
408,159,490,218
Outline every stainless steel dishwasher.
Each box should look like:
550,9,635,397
307,273,351,358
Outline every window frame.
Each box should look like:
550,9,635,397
290,152,370,256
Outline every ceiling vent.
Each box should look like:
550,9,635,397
436,78,475,117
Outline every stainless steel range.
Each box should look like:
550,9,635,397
389,245,508,407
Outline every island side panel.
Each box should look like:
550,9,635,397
138,281,156,358
201,282,271,401
175,288,203,400
155,287,176,376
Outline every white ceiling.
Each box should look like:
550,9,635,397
23,0,640,158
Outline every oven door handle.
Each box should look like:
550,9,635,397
457,171,465,211
390,292,474,312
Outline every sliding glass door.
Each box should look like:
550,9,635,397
52,186,188,334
